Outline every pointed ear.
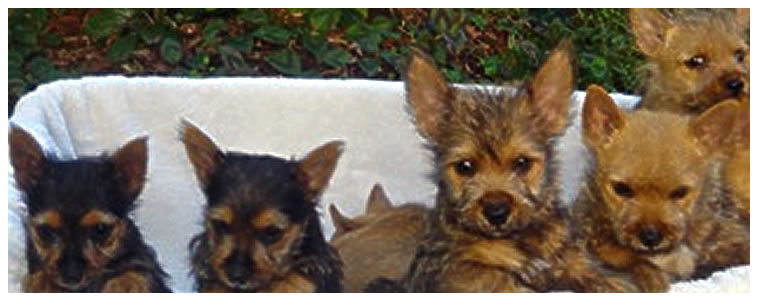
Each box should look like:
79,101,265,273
297,140,344,202
9,126,47,190
629,8,674,56
582,85,626,148
365,183,392,214
405,48,452,143
734,8,749,32
689,100,739,153
109,136,148,199
522,40,575,137
329,204,359,235
180,120,224,190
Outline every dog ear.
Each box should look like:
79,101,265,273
366,183,392,214
689,100,739,153
9,126,47,191
180,120,225,191
109,136,149,199
734,8,749,33
582,85,626,149
297,140,345,202
629,8,674,56
329,204,359,236
522,40,575,137
405,48,453,144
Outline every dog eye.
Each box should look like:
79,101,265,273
35,225,57,243
90,223,113,243
259,226,284,245
684,55,706,69
735,49,746,63
454,160,477,177
211,220,230,234
611,181,635,199
512,156,532,175
669,186,689,201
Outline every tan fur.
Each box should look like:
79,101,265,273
722,102,749,224
631,8,750,114
329,184,430,292
575,85,749,292
101,271,154,292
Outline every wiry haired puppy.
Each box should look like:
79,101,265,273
10,126,171,292
181,121,344,292
373,41,636,292
574,86,750,292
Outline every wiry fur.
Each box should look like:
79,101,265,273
376,42,636,292
574,86,750,292
10,126,171,293
631,8,750,114
329,184,430,292
181,121,343,292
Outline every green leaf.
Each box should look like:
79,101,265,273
203,19,227,44
9,78,28,98
9,50,24,69
303,34,328,57
187,51,211,70
107,34,138,62
356,34,381,54
140,24,167,45
358,58,380,77
27,56,55,80
41,34,63,47
240,9,269,25
227,35,255,53
321,48,351,68
264,49,302,75
84,9,123,41
371,15,394,33
308,9,341,33
160,37,183,65
219,45,249,71
253,26,291,45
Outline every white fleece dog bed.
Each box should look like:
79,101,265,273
7,77,749,292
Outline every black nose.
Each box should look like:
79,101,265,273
483,201,511,226
638,229,663,249
726,79,744,94
224,251,253,285
58,256,85,285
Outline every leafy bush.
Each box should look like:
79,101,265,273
9,8,647,116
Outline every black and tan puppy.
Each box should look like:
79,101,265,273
10,126,170,292
181,121,344,292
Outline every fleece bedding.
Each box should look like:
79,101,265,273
6,77,749,292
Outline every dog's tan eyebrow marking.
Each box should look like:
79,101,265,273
208,206,234,223
32,210,63,228
80,210,117,226
252,207,288,230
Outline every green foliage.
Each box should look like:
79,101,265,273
9,8,668,116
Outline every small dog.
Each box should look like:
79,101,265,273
630,8,749,114
10,126,171,292
181,121,344,292
379,42,635,292
574,85,750,292
722,101,749,225
329,184,430,292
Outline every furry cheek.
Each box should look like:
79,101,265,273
83,220,127,269
266,224,304,268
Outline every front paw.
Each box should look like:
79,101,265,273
101,272,153,292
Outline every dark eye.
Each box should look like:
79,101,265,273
454,160,476,177
513,156,532,175
35,225,57,243
90,223,113,243
612,181,635,199
211,220,230,235
669,186,689,201
684,55,706,69
259,226,283,245
735,49,746,63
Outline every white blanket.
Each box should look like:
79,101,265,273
7,77,749,292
